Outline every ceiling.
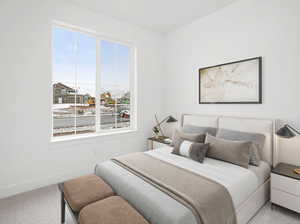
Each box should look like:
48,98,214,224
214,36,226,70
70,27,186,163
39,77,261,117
65,0,237,33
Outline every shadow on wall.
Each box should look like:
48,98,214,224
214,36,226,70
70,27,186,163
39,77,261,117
278,136,300,166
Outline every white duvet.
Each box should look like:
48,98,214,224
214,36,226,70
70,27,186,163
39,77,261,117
147,147,260,208
96,147,270,224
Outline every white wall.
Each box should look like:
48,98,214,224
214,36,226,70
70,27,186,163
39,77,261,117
0,0,164,198
164,0,300,165
2,0,300,199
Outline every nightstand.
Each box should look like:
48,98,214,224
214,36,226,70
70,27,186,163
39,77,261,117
271,163,300,213
147,137,172,150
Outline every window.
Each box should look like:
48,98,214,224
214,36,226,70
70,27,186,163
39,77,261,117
52,25,136,139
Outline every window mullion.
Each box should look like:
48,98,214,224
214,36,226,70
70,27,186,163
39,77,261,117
95,39,101,132
74,33,79,135
114,98,117,128
129,46,136,130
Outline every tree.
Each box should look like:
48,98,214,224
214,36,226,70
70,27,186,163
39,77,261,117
101,92,115,105
120,91,130,104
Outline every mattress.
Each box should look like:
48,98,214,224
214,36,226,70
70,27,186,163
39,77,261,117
95,147,271,224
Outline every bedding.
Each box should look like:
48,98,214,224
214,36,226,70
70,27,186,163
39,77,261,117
205,134,252,168
171,129,205,148
112,152,236,224
216,128,265,151
172,140,209,163
95,147,268,224
248,160,271,185
181,125,217,136
216,128,266,166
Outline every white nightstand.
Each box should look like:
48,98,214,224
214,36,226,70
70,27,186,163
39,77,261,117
271,163,300,213
147,137,172,150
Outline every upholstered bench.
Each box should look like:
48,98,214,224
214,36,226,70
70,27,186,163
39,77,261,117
79,196,149,224
59,174,114,223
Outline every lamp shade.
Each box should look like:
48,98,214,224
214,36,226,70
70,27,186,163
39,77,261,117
276,125,296,138
166,116,177,123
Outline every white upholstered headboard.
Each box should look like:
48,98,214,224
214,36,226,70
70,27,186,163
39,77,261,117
181,114,219,128
181,114,277,166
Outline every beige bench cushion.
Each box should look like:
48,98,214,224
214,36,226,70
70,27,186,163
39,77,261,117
79,196,149,224
63,174,114,212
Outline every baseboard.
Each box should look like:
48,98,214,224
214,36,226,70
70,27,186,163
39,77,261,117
0,168,92,199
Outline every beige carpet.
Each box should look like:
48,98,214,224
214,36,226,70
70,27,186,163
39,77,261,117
0,184,299,224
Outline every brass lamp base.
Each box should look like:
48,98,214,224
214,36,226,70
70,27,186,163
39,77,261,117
294,168,300,175
155,135,168,140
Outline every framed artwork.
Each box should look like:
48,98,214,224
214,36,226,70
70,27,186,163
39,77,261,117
199,57,262,104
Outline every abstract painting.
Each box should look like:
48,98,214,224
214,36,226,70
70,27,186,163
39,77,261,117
199,57,262,104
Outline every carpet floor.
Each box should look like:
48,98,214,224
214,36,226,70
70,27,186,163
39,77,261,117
0,184,299,224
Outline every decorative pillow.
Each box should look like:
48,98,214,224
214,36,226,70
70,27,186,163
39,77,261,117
205,134,252,168
181,125,217,136
171,125,215,146
172,140,209,163
216,128,266,166
248,144,261,166
171,129,206,147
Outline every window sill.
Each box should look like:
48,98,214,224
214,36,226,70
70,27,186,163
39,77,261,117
50,128,138,144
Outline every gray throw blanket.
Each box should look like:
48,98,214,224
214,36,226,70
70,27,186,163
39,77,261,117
112,152,237,224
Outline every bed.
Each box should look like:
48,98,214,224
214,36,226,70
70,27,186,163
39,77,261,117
95,114,277,224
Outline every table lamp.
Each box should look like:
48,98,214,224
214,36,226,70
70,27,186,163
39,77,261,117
153,115,177,139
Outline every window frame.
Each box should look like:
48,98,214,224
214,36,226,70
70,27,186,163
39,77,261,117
51,21,137,142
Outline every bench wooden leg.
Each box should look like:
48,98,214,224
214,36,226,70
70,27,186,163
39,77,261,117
61,191,66,223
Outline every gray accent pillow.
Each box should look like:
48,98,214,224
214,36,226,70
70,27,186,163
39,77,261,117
248,144,261,166
171,129,206,152
205,134,252,169
181,125,217,136
216,128,266,166
171,125,216,146
173,140,209,163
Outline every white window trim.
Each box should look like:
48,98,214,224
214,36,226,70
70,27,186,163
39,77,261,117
50,21,138,143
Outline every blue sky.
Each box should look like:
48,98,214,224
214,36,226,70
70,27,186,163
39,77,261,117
52,26,130,97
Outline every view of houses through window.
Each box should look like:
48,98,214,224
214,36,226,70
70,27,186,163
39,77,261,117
52,26,133,138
